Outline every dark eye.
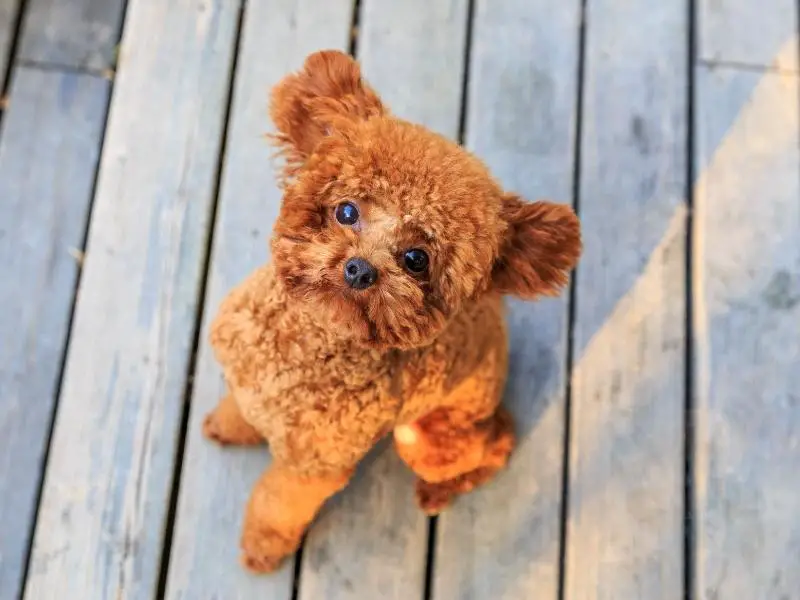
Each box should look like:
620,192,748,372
335,202,359,225
403,249,429,273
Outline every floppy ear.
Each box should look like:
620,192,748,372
492,193,582,298
269,50,385,173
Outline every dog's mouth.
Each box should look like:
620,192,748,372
296,283,432,350
282,276,375,343
273,240,447,350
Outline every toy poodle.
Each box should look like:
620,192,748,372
202,49,582,573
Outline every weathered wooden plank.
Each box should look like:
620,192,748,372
296,2,468,598
356,0,468,137
432,1,581,598
23,1,241,598
163,1,352,598
693,50,800,599
18,0,128,71
698,0,798,71
564,0,688,598
0,66,109,600
299,445,426,600
0,0,20,84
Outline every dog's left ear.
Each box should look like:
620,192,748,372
270,50,385,166
491,193,582,298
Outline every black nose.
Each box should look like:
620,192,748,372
344,257,378,290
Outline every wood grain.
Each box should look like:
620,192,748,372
18,0,128,71
23,1,241,598
693,46,800,600
563,1,688,598
698,0,798,71
296,2,468,598
357,0,468,137
0,66,109,600
432,1,581,598
0,0,20,83
163,1,353,598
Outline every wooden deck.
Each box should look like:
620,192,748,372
1,0,798,598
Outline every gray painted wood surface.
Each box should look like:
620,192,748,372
565,0,688,598
0,0,20,83
698,0,798,70
0,66,109,600
297,2,468,598
432,2,581,598
357,0,468,137
163,1,353,598
18,0,128,71
23,1,241,598
693,47,800,600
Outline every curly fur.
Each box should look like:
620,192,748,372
203,50,582,573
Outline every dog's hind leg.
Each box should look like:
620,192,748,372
202,391,263,446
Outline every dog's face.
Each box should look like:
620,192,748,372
268,51,581,350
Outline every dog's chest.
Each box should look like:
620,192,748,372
218,298,402,469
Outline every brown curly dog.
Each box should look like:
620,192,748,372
202,50,582,573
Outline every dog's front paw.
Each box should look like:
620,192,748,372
240,526,298,574
415,479,457,515
415,466,498,515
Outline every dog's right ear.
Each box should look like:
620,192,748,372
491,193,582,299
269,50,385,174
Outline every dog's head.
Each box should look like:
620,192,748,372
269,50,581,350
